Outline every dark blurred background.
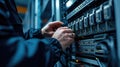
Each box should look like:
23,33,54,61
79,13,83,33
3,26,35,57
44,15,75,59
14,0,30,19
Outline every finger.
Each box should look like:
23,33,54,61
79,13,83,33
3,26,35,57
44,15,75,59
64,33,75,38
68,37,74,41
62,28,73,33
72,33,75,38
62,33,74,41
49,21,64,27
48,31,54,35
58,27,71,31
66,37,74,43
68,33,75,38
59,27,69,29
43,31,54,37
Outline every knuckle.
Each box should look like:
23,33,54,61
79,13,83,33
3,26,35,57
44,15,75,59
48,22,53,26
64,33,68,36
69,38,74,41
73,33,75,37
58,27,62,30
61,29,65,33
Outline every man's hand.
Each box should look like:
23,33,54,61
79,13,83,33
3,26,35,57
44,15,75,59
52,27,75,50
41,21,63,37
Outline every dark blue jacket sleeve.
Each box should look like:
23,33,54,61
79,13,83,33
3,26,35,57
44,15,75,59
24,28,45,39
0,0,62,67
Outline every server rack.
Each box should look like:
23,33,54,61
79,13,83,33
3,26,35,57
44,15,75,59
40,0,120,67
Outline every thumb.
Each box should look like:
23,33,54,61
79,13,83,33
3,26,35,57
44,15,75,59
48,31,54,37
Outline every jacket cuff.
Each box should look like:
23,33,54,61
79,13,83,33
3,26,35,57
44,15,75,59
25,29,44,39
48,38,63,62
32,29,44,39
